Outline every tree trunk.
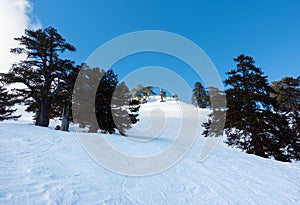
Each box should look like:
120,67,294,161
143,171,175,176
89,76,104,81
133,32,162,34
88,124,99,133
60,105,70,131
36,97,50,127
35,108,41,126
253,135,265,157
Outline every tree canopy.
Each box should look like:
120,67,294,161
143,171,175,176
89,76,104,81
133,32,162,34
3,27,76,127
191,82,210,108
224,54,293,161
0,84,21,121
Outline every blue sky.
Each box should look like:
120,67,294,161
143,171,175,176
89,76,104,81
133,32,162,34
26,0,300,101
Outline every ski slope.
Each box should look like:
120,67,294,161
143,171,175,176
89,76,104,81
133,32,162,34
0,98,300,204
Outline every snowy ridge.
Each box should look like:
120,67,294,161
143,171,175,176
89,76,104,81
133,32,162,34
0,100,300,204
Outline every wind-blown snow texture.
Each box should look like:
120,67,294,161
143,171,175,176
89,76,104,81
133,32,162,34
0,98,300,204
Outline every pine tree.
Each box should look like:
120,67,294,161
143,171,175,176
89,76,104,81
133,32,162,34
160,88,167,102
73,67,139,135
95,69,119,134
52,61,79,131
143,86,156,101
3,27,76,127
112,82,139,136
0,85,21,121
72,65,104,131
271,76,300,160
202,86,226,137
191,82,210,108
224,54,292,161
130,85,156,103
129,99,140,124
271,76,300,114
130,84,144,103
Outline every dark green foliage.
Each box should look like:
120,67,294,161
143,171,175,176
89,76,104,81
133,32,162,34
287,119,300,160
72,65,103,131
0,85,21,121
112,82,139,136
143,86,156,100
95,69,119,134
129,99,140,124
271,76,300,112
130,84,144,102
202,87,226,137
3,27,76,127
130,84,156,103
53,62,80,131
73,66,139,135
192,82,210,108
224,54,293,161
271,76,300,160
207,86,227,111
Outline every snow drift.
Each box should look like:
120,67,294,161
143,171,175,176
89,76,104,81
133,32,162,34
0,98,299,204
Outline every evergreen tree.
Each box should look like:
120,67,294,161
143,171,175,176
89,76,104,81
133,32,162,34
128,99,140,124
271,76,300,159
207,86,226,111
160,88,167,102
73,66,139,135
224,54,292,161
52,61,79,131
112,82,139,136
191,82,210,108
202,86,226,137
95,69,119,134
3,27,76,127
130,84,144,102
130,85,156,103
143,86,156,100
0,84,21,121
271,76,300,113
72,65,104,131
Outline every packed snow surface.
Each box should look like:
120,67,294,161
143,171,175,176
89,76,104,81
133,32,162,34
0,97,300,204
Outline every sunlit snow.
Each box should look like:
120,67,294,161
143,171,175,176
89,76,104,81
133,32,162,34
0,98,299,204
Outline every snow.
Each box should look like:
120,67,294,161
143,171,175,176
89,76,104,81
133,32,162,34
0,98,300,204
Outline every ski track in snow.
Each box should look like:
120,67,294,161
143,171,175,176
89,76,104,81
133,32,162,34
0,98,300,204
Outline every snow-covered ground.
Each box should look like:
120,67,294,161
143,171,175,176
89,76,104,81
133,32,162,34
0,98,300,204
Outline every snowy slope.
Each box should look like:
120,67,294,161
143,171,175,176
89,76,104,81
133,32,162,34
0,98,300,204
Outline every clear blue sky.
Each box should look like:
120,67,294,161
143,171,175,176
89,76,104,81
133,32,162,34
30,0,299,101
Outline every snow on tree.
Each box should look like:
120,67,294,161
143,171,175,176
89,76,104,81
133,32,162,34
0,84,21,121
271,76,300,160
224,54,293,161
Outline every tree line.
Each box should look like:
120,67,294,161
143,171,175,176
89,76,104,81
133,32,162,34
193,55,299,162
129,84,177,103
0,27,139,135
0,27,299,161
